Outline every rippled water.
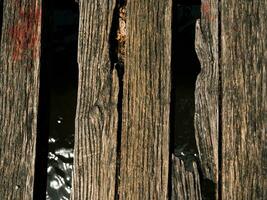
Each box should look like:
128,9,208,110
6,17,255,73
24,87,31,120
46,137,74,200
45,86,77,200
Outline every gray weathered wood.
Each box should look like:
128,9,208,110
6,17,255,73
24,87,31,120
194,0,219,195
118,1,172,199
172,156,202,200
221,0,267,199
71,0,119,199
0,0,41,199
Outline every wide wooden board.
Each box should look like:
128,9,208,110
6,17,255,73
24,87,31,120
0,0,41,199
221,0,267,199
118,1,172,199
72,1,119,199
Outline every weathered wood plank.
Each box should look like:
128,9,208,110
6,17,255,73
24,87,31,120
172,156,202,200
0,0,41,199
194,0,219,194
221,0,267,199
118,1,172,199
72,1,119,199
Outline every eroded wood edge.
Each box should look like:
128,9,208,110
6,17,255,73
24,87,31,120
172,156,202,200
194,0,219,197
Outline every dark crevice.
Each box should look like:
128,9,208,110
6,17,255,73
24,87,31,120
34,0,79,199
33,0,51,197
170,0,201,170
109,1,126,200
171,1,201,159
198,176,216,200
114,61,124,200
169,2,201,197
109,2,120,72
218,0,222,200
170,1,216,200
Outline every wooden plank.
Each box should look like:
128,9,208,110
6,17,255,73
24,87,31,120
221,0,267,199
72,0,119,199
118,1,172,199
0,0,41,199
194,0,219,193
172,156,202,200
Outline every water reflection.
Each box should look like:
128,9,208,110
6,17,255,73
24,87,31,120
43,0,79,199
46,137,74,200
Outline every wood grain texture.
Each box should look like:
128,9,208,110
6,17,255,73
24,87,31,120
194,0,219,191
0,0,41,199
172,156,202,200
221,0,267,199
118,1,172,199
71,0,119,199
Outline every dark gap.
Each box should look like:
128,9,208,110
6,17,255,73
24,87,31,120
109,1,126,200
114,58,124,200
170,1,216,199
34,0,79,199
170,0,201,170
109,1,120,71
218,0,222,199
0,0,4,45
200,178,216,200
33,0,52,197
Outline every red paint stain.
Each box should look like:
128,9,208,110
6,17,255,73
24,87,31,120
202,1,210,19
201,1,215,22
8,2,41,62
201,1,239,34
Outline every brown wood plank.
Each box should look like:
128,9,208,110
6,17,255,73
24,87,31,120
71,0,119,199
0,0,41,199
194,0,219,194
118,1,172,199
172,156,202,200
221,0,267,199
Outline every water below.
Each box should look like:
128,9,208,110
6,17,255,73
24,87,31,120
38,1,79,199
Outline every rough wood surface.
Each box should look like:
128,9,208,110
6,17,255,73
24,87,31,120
72,1,119,200
118,1,172,199
221,0,267,199
172,156,202,200
0,0,41,199
194,0,219,192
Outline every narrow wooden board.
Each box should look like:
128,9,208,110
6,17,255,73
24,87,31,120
194,0,219,194
221,0,267,199
0,0,41,199
172,156,202,200
72,1,119,200
118,1,172,199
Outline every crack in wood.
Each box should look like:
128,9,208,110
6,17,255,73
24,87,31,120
108,0,127,199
